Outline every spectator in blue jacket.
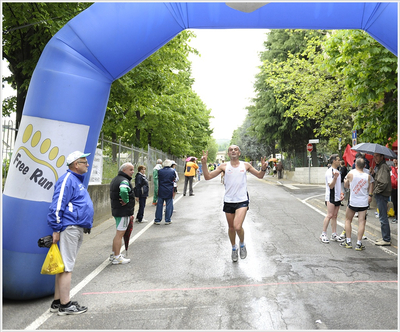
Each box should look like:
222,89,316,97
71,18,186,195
154,159,176,225
47,150,94,316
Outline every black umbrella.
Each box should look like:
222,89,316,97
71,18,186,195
123,217,134,256
352,143,397,159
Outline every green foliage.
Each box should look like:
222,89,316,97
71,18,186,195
321,30,397,145
2,3,93,127
248,30,319,156
102,30,213,157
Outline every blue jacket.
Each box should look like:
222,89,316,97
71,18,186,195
47,169,94,232
158,167,176,199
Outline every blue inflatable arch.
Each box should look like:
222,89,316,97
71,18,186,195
3,2,398,300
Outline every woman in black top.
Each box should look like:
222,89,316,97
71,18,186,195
134,165,149,223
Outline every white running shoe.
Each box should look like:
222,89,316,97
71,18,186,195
231,247,238,262
112,255,130,265
320,233,329,243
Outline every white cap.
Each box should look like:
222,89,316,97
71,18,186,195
66,151,91,165
163,159,173,167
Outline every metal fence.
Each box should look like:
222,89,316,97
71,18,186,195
97,133,185,184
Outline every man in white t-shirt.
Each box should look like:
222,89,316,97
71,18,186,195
201,145,268,262
320,154,345,244
340,157,373,250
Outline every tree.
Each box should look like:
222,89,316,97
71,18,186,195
231,116,271,161
321,30,398,145
262,33,354,152
101,30,213,157
247,30,322,165
2,2,92,132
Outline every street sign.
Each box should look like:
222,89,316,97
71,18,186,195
309,139,319,144
307,143,313,152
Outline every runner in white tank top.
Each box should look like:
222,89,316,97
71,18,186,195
224,161,248,203
201,145,268,262
340,157,373,251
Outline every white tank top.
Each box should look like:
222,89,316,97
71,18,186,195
349,169,370,207
224,161,248,203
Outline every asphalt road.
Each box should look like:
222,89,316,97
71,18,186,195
3,175,398,330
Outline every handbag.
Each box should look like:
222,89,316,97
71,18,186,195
41,243,64,275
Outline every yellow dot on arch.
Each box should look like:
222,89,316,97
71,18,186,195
56,156,65,168
31,131,41,147
22,125,33,143
40,139,51,154
49,146,59,160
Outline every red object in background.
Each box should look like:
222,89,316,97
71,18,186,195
307,143,313,152
342,144,373,167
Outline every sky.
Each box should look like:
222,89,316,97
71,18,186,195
187,29,269,140
2,29,270,140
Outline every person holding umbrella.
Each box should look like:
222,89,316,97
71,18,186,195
371,153,392,246
109,162,135,264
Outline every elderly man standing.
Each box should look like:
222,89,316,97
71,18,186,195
152,159,163,205
154,160,176,225
109,162,135,264
47,151,93,315
371,153,392,246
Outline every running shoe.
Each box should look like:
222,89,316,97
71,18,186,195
340,241,352,249
51,300,85,313
362,234,368,240
111,255,130,265
240,245,247,259
231,247,238,262
154,221,161,225
58,301,88,316
339,230,346,241
320,233,329,243
355,243,365,251
331,234,345,242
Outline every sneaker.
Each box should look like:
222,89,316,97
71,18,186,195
165,221,172,225
189,194,195,196
331,234,345,242
340,241,352,249
355,243,365,251
136,219,148,223
154,221,161,225
109,253,114,261
231,247,238,262
320,233,329,244
375,240,391,246
58,301,88,316
152,202,157,206
362,234,368,240
392,218,398,223
51,300,85,313
354,212,359,217
240,245,247,259
111,255,131,265
339,230,346,241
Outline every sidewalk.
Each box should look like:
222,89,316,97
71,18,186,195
262,173,398,249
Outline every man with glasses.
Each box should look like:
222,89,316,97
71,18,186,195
47,151,94,315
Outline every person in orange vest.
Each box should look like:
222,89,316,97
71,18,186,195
183,157,199,196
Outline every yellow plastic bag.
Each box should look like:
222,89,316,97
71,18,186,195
41,243,64,275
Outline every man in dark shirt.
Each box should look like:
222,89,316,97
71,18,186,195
154,160,176,225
